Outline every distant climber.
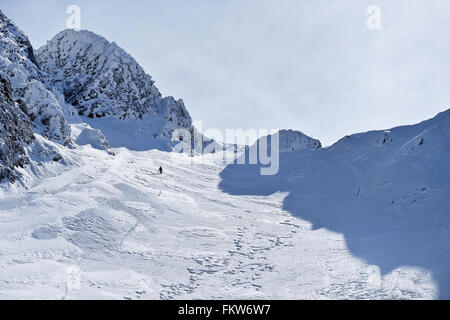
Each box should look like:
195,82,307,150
159,167,163,175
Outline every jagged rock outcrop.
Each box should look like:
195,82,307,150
0,10,71,145
37,30,192,141
0,72,34,182
0,11,72,183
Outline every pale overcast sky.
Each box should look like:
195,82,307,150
2,0,450,145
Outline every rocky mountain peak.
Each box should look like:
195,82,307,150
37,29,192,137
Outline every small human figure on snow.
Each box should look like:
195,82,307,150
159,167,163,175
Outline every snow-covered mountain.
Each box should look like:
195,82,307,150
37,29,194,150
220,109,450,298
0,10,213,183
0,11,72,183
250,129,322,153
277,129,322,152
0,10,449,300
0,11,71,144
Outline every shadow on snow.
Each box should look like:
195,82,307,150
219,138,450,298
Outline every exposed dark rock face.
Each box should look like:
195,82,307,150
0,10,71,145
0,73,34,182
0,10,72,183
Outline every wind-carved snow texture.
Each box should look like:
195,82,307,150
37,29,193,150
0,11,71,145
0,130,442,299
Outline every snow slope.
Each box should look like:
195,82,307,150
220,109,450,299
0,133,438,299
0,10,448,300
0,110,448,299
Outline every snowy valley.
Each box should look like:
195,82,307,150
0,10,449,300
